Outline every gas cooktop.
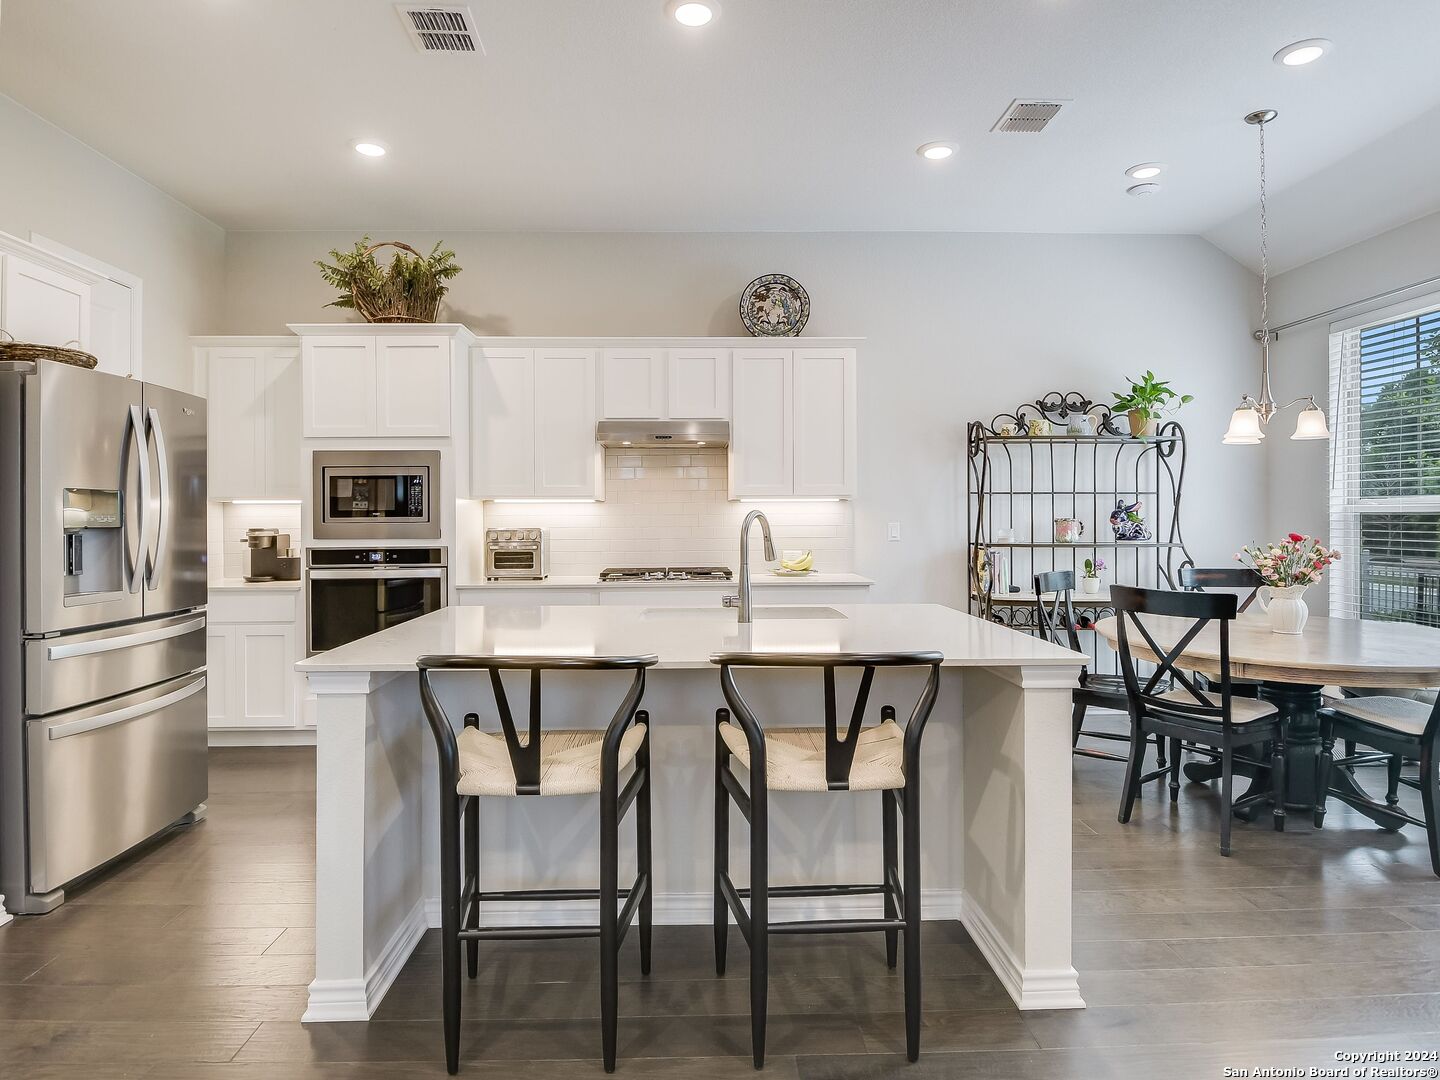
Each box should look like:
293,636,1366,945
598,566,734,582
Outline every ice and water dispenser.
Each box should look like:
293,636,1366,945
61,487,124,599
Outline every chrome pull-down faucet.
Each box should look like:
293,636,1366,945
730,509,774,623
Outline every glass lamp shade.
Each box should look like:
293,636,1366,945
1222,405,1265,444
1291,404,1331,440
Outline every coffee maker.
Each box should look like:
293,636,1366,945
244,528,300,582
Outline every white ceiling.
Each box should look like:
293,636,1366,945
3,0,1440,271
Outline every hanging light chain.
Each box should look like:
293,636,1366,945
1258,116,1269,346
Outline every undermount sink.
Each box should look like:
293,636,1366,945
640,606,847,621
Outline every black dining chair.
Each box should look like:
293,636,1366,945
1179,566,1264,699
1316,694,1440,876
1110,585,1286,857
417,653,658,1074
1034,569,1168,767
711,650,942,1067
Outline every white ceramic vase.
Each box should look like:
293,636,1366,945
1258,584,1309,635
1080,576,1102,595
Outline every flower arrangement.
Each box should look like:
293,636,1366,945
1236,533,1340,588
1082,557,1105,580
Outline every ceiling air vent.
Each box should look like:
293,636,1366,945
395,5,484,54
991,99,1067,134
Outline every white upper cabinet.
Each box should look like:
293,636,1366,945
0,254,91,353
730,348,793,498
376,338,451,436
302,336,377,438
535,348,600,497
470,346,600,499
300,332,453,438
470,347,536,498
600,348,665,419
198,341,302,500
668,348,729,419
730,347,856,499
793,348,857,496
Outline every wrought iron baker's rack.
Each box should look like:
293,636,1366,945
967,391,1194,670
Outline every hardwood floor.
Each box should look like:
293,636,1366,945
2,741,1439,1077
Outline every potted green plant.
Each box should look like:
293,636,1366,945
315,238,461,323
1111,371,1193,437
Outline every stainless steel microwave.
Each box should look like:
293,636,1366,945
312,450,441,541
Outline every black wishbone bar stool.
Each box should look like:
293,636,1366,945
417,653,658,1075
710,650,943,1067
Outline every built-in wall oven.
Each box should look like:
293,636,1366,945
306,548,447,655
312,450,441,541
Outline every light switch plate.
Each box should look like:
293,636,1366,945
887,522,901,542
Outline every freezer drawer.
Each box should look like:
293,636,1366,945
27,672,207,893
25,611,207,716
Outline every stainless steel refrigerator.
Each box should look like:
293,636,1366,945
0,359,208,914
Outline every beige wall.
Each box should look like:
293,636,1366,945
223,229,1264,604
0,93,225,390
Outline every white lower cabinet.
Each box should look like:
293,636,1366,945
207,590,306,738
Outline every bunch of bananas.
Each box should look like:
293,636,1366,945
780,550,814,572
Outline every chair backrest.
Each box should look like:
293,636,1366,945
417,654,657,795
709,651,943,791
1179,565,1264,613
1033,570,1081,652
1109,585,1240,728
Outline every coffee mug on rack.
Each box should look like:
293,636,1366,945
1054,517,1084,543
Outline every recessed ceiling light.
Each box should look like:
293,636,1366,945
1274,38,1332,66
917,141,957,161
1126,183,1161,197
352,141,388,158
667,0,718,27
1125,162,1164,180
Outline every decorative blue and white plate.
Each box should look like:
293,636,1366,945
740,274,810,337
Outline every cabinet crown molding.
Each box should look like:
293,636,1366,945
0,229,105,285
288,323,477,341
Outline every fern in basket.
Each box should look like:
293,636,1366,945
315,238,461,323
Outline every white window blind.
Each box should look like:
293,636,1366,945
1329,296,1440,624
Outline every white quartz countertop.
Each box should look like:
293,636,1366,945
208,579,303,592
456,573,873,590
297,603,1084,673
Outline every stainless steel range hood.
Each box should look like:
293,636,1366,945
595,419,729,448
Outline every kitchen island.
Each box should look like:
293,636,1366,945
297,602,1086,1023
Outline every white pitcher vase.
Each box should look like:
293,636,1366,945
1258,584,1310,635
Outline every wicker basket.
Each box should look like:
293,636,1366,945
352,241,444,324
0,331,98,369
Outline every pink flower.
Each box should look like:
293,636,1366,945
1288,532,1305,542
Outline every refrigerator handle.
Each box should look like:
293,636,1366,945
145,405,170,589
125,404,150,594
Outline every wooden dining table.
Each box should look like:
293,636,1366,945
1093,612,1440,826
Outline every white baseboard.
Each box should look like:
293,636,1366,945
303,896,428,1024
209,728,317,748
959,893,1084,1010
423,889,963,929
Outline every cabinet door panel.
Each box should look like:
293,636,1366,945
263,349,302,499
85,275,135,379
302,337,376,437
601,348,664,419
235,624,294,728
377,338,451,436
205,349,264,500
1,255,90,350
668,348,729,419
793,348,856,497
729,349,792,498
535,349,599,497
206,627,233,727
471,348,535,498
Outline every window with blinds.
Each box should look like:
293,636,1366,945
1329,299,1440,624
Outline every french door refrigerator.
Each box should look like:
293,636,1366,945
0,359,208,914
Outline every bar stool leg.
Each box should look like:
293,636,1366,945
600,761,620,1073
902,780,922,1063
637,721,653,976
882,789,899,970
713,714,730,977
750,774,769,1070
440,789,462,1075
463,793,479,980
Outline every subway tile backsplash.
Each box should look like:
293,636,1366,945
208,501,302,582
480,448,852,576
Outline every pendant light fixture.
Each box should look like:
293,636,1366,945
1222,110,1331,445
